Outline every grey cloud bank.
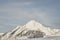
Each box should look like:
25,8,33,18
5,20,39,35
0,0,60,33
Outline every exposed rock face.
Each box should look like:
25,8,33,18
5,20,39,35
16,30,45,38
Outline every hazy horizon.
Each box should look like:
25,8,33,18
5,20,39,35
0,0,60,33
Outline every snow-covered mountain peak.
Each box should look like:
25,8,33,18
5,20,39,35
26,20,38,25
24,20,43,30
21,20,60,36
2,20,60,40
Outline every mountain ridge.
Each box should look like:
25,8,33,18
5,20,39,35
1,20,60,40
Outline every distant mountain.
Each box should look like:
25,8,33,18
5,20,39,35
2,20,60,40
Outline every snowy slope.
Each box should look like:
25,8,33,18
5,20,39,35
2,20,60,40
12,20,60,37
0,33,4,36
1,26,21,40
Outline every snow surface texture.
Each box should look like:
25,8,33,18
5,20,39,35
1,20,60,40
0,33,4,36
16,36,60,40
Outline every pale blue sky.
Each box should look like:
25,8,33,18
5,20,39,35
0,0,60,33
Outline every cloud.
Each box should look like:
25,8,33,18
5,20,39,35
0,0,60,30
0,0,60,33
0,2,32,11
8,2,32,7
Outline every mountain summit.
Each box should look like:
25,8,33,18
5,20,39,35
2,20,60,40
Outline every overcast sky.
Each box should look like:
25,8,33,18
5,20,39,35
0,0,60,33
